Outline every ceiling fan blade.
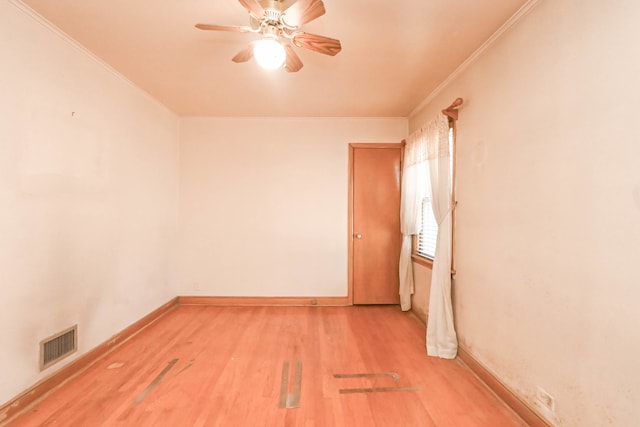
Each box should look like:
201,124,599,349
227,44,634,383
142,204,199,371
195,23,253,33
239,0,264,19
283,0,325,26
292,32,341,56
284,45,303,72
232,42,256,63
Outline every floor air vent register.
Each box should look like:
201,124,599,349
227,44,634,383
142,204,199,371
40,325,77,371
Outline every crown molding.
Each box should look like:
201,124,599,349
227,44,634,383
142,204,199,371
409,0,542,120
8,0,177,117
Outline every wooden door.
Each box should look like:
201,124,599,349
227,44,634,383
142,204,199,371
350,144,402,305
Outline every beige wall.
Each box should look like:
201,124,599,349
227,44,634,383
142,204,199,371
410,262,431,324
177,117,407,297
0,2,179,404
410,0,640,425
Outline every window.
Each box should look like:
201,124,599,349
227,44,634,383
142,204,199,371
415,127,454,261
417,196,438,259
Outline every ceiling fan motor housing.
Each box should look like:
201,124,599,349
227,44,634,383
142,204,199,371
262,23,280,39
263,8,282,23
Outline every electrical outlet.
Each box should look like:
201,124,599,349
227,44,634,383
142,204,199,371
536,386,555,413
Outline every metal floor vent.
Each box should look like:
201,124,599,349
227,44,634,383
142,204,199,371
40,325,77,371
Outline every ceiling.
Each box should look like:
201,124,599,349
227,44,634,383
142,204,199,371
20,0,528,117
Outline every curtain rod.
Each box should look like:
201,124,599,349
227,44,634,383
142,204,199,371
442,98,464,121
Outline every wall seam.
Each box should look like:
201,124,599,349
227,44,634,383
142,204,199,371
8,0,178,119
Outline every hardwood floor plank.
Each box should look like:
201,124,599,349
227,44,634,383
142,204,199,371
7,306,527,426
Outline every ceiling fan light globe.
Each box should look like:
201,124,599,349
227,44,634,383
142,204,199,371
254,39,286,70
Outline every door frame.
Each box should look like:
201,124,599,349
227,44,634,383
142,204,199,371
347,142,404,305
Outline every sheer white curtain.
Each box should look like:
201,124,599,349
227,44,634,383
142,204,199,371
398,131,428,311
425,114,458,359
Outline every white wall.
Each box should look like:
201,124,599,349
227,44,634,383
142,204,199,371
410,0,640,425
177,117,407,297
410,262,431,323
0,1,179,404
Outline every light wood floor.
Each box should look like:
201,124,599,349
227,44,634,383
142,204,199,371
9,306,526,426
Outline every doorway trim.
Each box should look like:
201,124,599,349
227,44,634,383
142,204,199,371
348,142,404,305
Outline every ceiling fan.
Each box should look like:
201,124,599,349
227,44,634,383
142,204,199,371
195,0,341,72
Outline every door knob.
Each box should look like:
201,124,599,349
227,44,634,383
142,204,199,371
355,234,362,239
